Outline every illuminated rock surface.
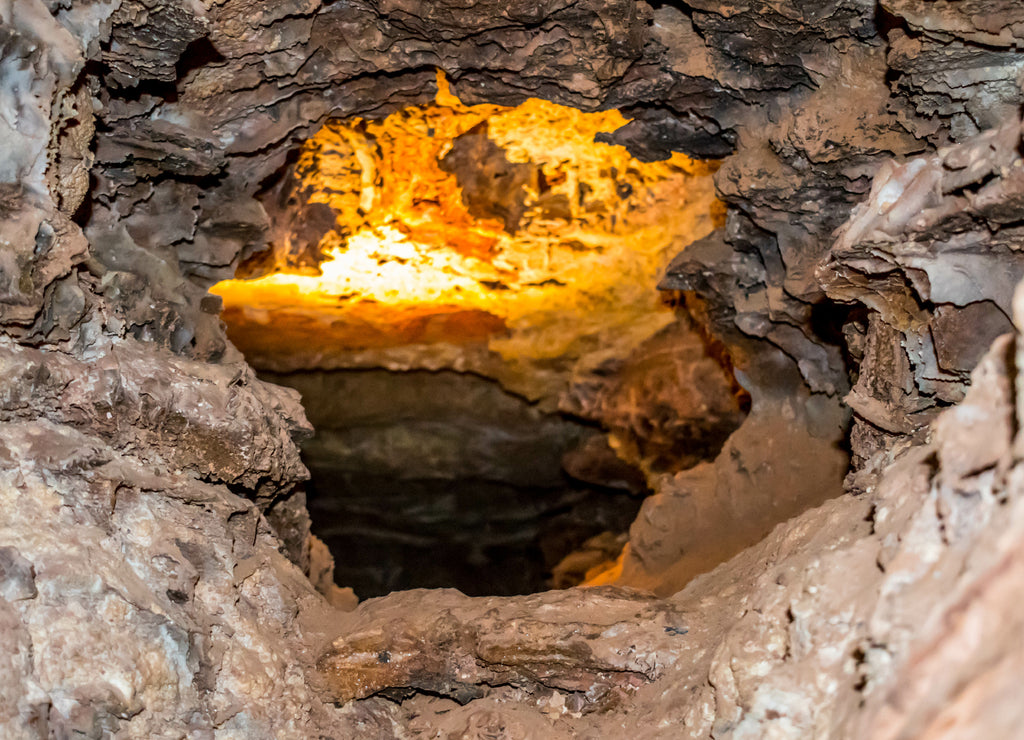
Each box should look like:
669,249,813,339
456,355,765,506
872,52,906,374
212,78,723,405
4,0,1024,737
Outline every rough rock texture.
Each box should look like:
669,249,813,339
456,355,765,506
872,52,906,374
6,0,1024,736
324,296,1024,738
320,587,687,705
0,3,373,735
0,417,362,738
823,115,1024,470
211,89,723,411
567,317,749,475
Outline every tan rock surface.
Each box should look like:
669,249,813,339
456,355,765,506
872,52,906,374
5,0,1024,736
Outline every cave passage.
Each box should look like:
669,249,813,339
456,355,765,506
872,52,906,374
265,369,645,597
212,72,737,598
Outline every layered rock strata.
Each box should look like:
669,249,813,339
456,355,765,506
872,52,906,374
4,0,1024,737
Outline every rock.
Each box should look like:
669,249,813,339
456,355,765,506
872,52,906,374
8,0,1024,736
319,587,689,705
439,121,535,233
931,301,1014,374
550,531,628,589
0,547,37,602
0,341,310,502
822,115,1024,463
307,534,360,611
578,319,748,474
263,369,641,598
0,418,398,738
561,433,646,494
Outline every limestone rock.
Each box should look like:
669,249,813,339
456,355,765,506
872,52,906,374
0,418,399,738
7,0,1024,736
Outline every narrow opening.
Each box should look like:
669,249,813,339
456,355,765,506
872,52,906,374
260,368,644,597
212,72,743,598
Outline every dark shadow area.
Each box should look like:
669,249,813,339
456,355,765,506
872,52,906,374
261,369,644,598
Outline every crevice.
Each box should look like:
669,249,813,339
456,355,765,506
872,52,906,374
175,37,227,84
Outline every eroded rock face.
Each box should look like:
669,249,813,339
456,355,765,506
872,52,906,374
319,586,688,705
211,88,724,414
5,0,1024,736
0,419,343,737
823,116,1024,470
331,294,1024,738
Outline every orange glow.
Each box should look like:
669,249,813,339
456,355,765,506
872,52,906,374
225,225,501,305
212,71,721,371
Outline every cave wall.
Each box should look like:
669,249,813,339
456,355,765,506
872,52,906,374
321,317,1024,737
4,0,1024,737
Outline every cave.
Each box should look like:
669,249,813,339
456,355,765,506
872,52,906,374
5,0,1024,737
211,82,744,597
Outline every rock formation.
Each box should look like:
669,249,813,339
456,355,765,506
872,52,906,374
3,0,1024,737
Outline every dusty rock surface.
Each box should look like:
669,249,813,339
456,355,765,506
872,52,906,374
4,0,1024,737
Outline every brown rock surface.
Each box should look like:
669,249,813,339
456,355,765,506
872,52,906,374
337,301,1024,738
319,586,687,705
264,369,643,597
6,0,1024,736
0,413,400,737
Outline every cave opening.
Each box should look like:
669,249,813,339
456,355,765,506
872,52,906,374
262,368,647,598
212,72,744,598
